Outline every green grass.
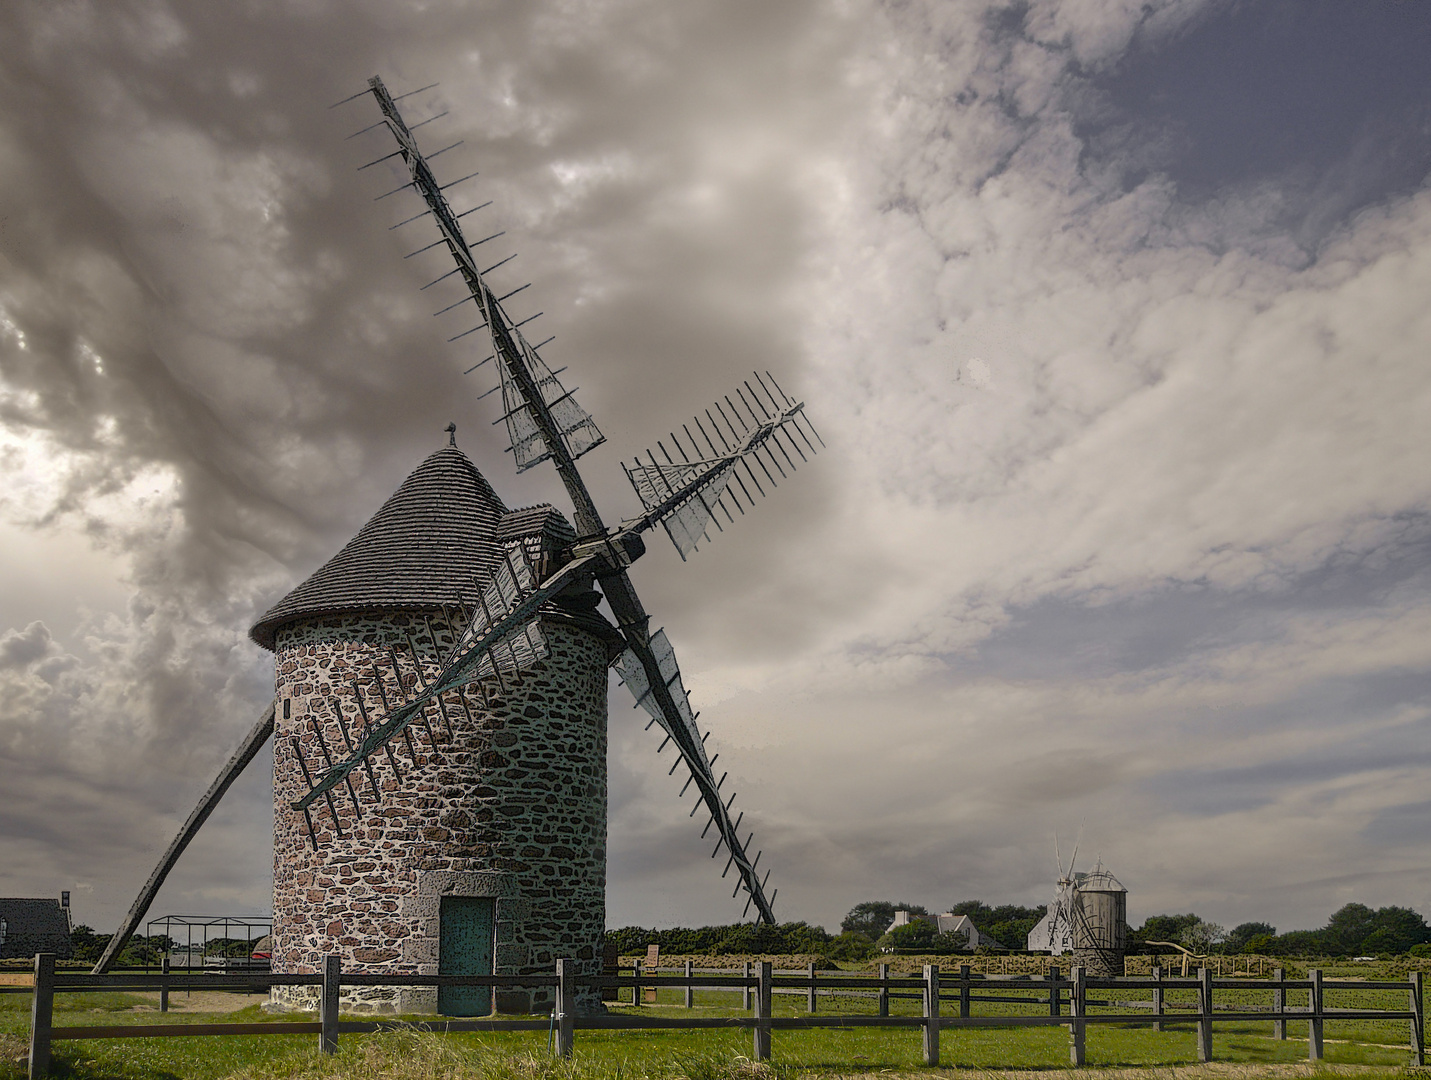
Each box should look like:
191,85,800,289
0,974,1424,1080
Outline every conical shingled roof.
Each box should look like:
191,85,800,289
251,445,516,650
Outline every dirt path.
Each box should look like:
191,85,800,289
118,990,270,1014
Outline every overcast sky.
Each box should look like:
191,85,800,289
2,0,1429,942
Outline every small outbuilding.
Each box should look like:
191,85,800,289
0,896,74,960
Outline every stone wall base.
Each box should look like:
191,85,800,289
266,983,436,1016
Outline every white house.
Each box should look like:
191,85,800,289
886,910,1003,950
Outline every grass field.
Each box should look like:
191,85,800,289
1,965,1425,1080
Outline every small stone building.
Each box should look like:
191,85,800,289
0,897,73,961
250,440,621,1015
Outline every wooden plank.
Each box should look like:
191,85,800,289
923,965,939,1067
753,962,771,1061
320,956,339,1054
50,1023,322,1039
29,953,53,1080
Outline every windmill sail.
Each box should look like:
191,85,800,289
497,339,604,471
623,373,821,559
613,629,772,920
614,630,705,768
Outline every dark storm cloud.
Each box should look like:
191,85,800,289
0,0,857,928
3,0,1431,939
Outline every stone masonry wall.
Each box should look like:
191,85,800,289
270,609,607,1015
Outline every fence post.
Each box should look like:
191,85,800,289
753,961,772,1061
28,953,54,1080
160,956,170,1014
1150,965,1162,1032
878,963,889,1017
1196,967,1213,1062
685,960,694,1009
1273,967,1286,1040
1308,968,1323,1061
743,960,753,1012
922,964,940,1067
319,954,341,1055
959,964,971,1019
1410,969,1424,1068
808,961,817,1013
1069,966,1085,1066
1048,964,1061,1017
555,958,575,1059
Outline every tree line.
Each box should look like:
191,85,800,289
1131,904,1431,958
607,900,1431,961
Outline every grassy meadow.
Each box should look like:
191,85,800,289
0,960,1425,1080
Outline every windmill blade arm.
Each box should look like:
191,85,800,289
601,567,776,925
93,701,276,973
366,75,607,537
292,550,607,812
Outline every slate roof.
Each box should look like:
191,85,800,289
251,445,575,650
0,898,73,960
497,505,576,546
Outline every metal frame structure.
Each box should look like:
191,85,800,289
142,914,273,973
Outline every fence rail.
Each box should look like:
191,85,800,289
21,953,1425,1079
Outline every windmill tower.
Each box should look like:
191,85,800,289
91,75,820,1016
1027,841,1127,977
248,443,616,1014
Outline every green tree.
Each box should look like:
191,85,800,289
1360,907,1430,954
841,901,927,940
1179,920,1224,952
1225,922,1276,953
1325,903,1377,955
1242,933,1277,955
69,925,110,964
1130,913,1202,952
827,931,875,962
880,920,936,950
1274,929,1329,957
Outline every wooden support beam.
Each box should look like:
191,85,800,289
93,702,276,973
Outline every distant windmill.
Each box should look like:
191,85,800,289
93,77,820,1012
1027,836,1127,976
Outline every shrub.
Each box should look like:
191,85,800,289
826,931,874,962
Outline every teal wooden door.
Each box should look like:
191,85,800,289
438,896,495,1016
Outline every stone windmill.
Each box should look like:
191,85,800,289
94,76,820,1017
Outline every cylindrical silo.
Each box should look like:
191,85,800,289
1070,866,1127,977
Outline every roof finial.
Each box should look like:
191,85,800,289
445,421,457,447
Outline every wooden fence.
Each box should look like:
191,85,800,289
16,953,1425,1079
